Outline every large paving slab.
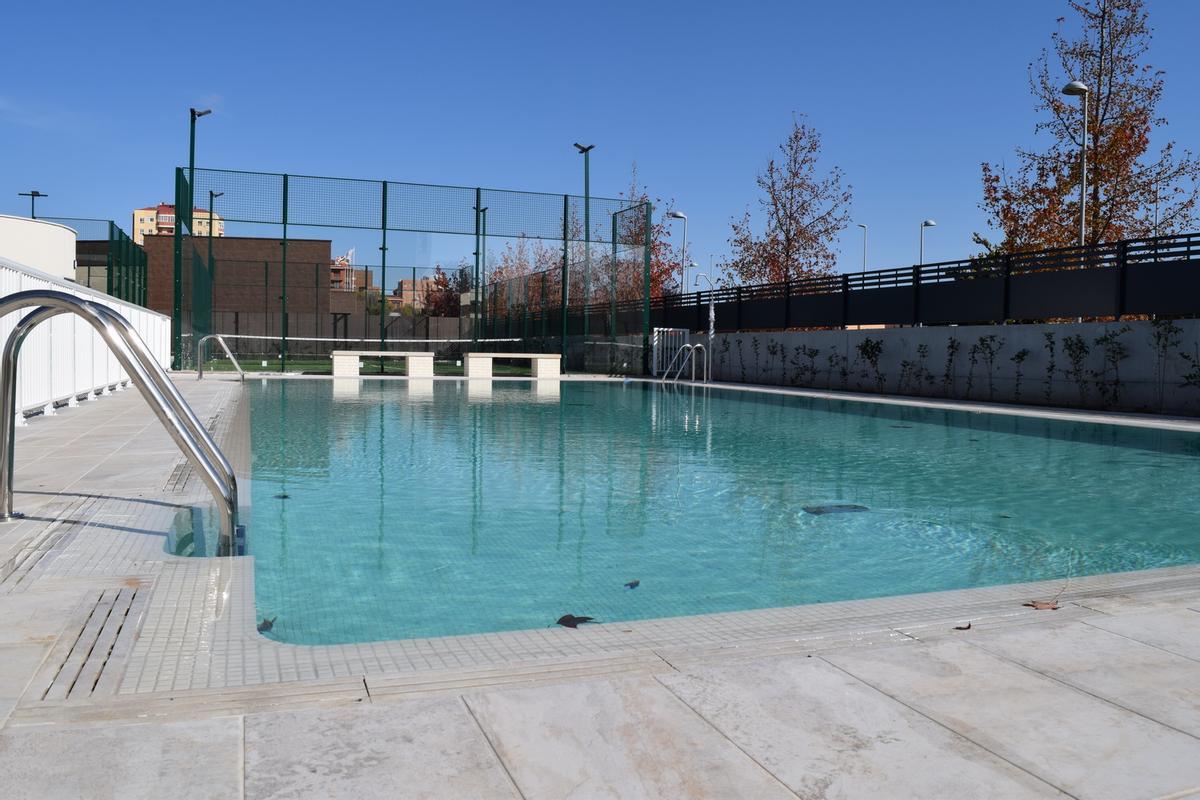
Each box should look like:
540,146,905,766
970,619,1200,737
464,675,796,799
824,638,1200,799
0,643,49,724
1081,606,1200,660
0,716,241,800
244,697,521,800
656,655,1066,798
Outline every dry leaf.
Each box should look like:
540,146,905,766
1023,600,1060,611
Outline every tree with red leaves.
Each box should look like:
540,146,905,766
723,117,852,285
977,0,1199,254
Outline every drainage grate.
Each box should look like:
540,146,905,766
30,586,147,701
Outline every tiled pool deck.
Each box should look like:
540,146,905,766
2,374,1200,798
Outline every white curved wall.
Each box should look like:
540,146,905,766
0,215,76,282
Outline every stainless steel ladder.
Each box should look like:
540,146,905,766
196,334,245,381
0,290,241,556
660,343,709,384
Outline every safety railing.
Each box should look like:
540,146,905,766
660,343,708,384
196,334,245,381
0,290,240,556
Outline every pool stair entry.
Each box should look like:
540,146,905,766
0,290,242,556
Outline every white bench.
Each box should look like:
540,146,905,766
331,350,435,378
464,352,560,379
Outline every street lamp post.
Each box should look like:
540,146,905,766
856,223,867,270
1062,80,1089,247
694,272,716,363
666,211,688,291
207,190,223,274
175,107,211,369
17,190,48,219
919,219,937,265
573,143,594,338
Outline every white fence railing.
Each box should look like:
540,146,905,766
0,255,170,416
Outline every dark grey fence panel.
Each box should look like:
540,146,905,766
1009,269,1119,319
848,286,914,326
1125,262,1200,316
920,278,1005,324
788,293,842,328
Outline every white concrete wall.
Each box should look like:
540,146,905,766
0,255,171,416
0,216,76,282
710,320,1200,416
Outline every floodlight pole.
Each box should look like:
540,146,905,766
857,223,867,270
574,144,594,341
379,181,388,364
18,190,47,219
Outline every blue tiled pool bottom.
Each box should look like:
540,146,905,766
245,380,1200,645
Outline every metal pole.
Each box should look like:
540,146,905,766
642,202,652,375
473,188,481,344
858,224,867,270
583,149,590,340
172,170,183,369
561,194,569,359
919,224,925,266
1080,91,1088,247
481,207,488,338
681,216,687,292
281,174,289,372
379,181,388,367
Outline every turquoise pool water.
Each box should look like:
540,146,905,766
243,379,1200,645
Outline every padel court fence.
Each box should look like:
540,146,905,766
43,217,147,307
174,167,651,372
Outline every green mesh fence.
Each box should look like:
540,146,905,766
172,166,645,372
483,201,652,374
44,217,148,307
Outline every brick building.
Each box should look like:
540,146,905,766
142,235,334,337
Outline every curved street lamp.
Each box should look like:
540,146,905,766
919,219,937,265
1062,80,1090,247
666,210,688,290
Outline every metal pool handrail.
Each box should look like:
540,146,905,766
0,290,240,556
661,344,709,384
196,334,245,381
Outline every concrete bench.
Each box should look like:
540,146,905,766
331,350,435,378
464,352,560,379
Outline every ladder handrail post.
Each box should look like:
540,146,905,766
0,291,240,555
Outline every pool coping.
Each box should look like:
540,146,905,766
6,373,1199,726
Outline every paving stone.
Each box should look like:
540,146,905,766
0,716,241,800
971,620,1200,737
1081,607,1200,660
244,696,520,800
825,638,1200,800
464,675,795,800
657,655,1067,798
0,643,49,724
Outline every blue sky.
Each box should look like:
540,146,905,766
3,0,1198,282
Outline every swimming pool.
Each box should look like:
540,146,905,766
240,379,1200,645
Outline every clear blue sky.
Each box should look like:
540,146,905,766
3,0,1198,281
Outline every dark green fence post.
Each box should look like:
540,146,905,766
106,222,115,298
379,180,388,372
171,168,184,368
642,202,652,375
281,173,289,372
610,214,618,342
561,194,569,359
473,188,482,344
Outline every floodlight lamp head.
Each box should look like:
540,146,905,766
666,211,687,220
856,223,867,229
1062,80,1089,96
922,219,937,228
191,108,212,118
573,143,595,153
